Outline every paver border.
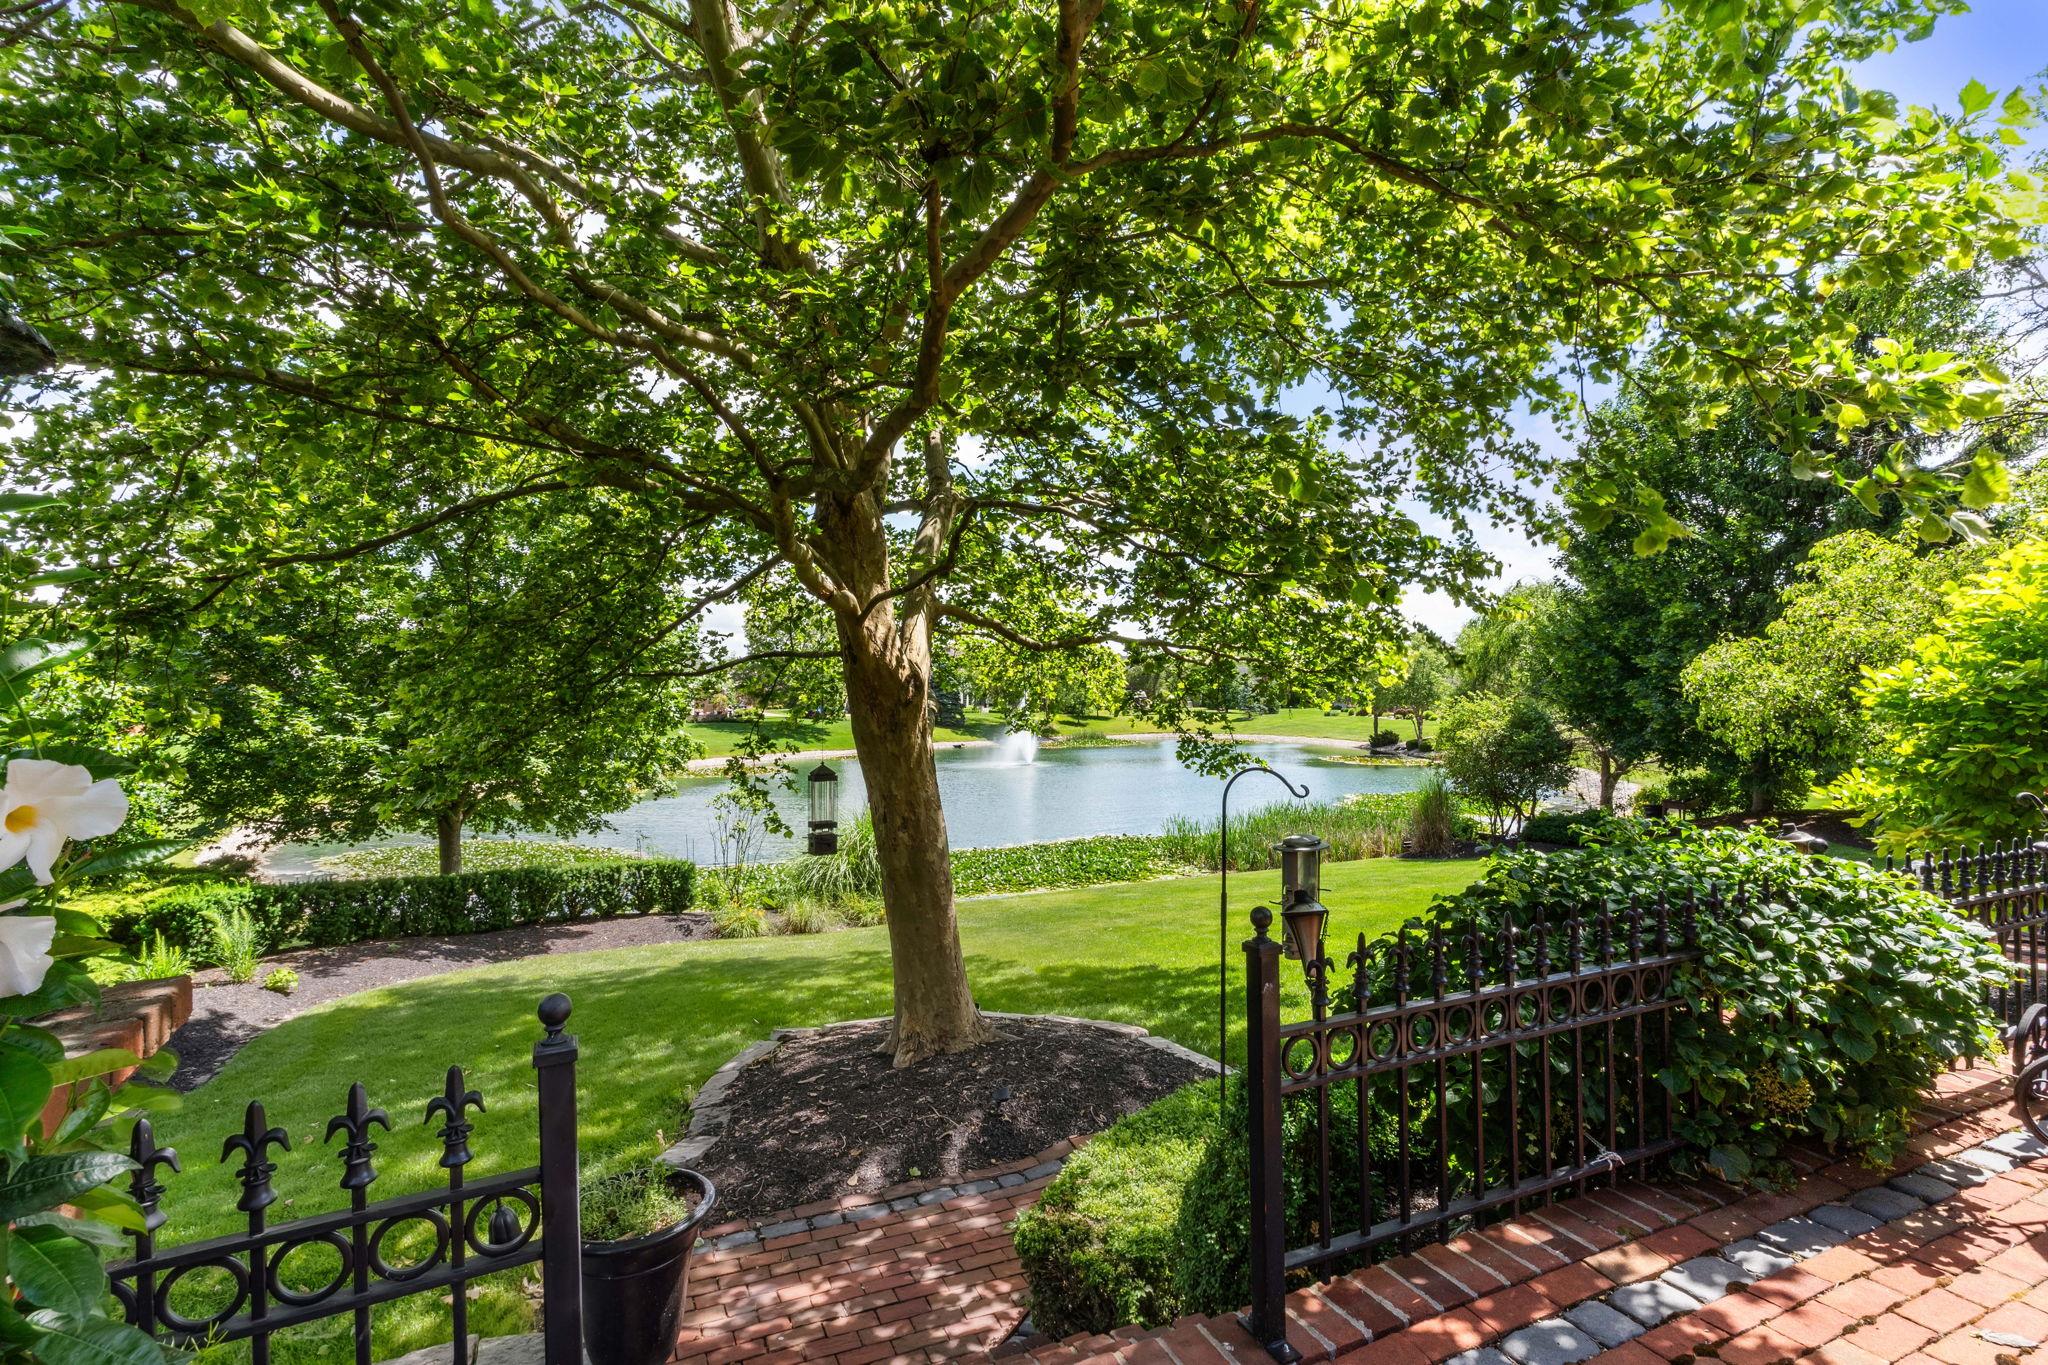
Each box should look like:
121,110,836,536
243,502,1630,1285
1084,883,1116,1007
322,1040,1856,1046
661,1011,1227,1249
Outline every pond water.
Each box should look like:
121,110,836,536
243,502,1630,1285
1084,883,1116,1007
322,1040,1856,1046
261,738,1433,874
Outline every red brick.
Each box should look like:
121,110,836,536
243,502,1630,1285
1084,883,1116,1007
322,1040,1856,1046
1451,1230,1546,1284
1419,1242,1508,1296
1895,1291,1980,1335
1946,1267,2030,1309
1589,1345,1669,1365
1637,1225,1720,1263
1802,1340,1891,1365
1718,1324,1810,1365
1636,1314,1733,1359
1752,1270,1837,1310
1871,1264,1953,1299
1352,1264,1438,1324
1465,1283,1555,1337
1694,1291,1786,1338
1531,1206,1625,1253
1290,1288,1368,1358
1320,1274,1411,1336
1403,1309,1493,1364
1585,1241,1683,1287
1692,1206,1774,1242
1845,1314,1938,1362
1528,1263,1615,1310
1804,1249,1883,1285
1817,1279,1910,1320
1384,1253,1475,1311
1773,1302,1858,1350
1334,1331,1434,1365
1477,1224,1570,1273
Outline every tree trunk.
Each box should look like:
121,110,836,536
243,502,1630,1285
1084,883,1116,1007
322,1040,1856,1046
1597,752,1618,811
1412,710,1425,742
822,477,994,1068
1746,751,1773,817
437,807,464,876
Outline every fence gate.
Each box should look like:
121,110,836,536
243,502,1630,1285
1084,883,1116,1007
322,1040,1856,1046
110,993,584,1365
1240,896,1705,1363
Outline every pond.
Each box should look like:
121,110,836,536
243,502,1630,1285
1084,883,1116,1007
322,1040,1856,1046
262,737,1434,874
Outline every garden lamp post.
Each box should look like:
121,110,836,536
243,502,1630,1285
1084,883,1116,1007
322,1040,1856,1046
1277,834,1333,1017
806,763,840,855
1217,765,1309,1086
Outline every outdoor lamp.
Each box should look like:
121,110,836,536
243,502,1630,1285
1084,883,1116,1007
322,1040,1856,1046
1275,834,1330,963
806,763,841,856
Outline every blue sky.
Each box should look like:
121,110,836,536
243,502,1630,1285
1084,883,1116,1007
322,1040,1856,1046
1398,1,2048,639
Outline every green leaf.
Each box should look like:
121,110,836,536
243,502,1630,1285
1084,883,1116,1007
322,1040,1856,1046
0,1152,135,1222
1961,457,2011,510
3,743,133,782
21,1313,165,1365
0,638,93,693
0,493,62,513
64,839,187,880
9,1227,107,1319
1959,78,1994,115
10,1212,128,1251
47,1050,140,1087
0,1047,53,1142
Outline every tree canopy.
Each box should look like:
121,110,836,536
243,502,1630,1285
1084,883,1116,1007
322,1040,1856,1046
3,0,2039,1059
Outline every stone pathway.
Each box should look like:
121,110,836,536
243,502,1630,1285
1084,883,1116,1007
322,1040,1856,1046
1004,1064,2022,1365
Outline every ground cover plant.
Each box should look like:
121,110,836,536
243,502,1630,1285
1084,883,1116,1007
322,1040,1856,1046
141,858,1477,1363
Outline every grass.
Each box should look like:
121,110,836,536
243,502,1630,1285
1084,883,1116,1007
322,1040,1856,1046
149,856,1484,1364
683,709,1009,757
316,838,641,878
1090,706,1440,746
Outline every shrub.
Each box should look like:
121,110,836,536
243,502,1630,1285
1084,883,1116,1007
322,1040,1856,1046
1435,693,1574,830
262,967,300,995
710,901,768,938
1405,737,1432,752
1630,773,1671,811
1518,809,1627,847
778,899,842,934
1420,826,2008,1178
1665,768,1741,814
1016,1078,1400,1338
1371,728,1402,749
318,839,642,878
952,836,1173,897
205,907,265,983
1404,771,1459,856
104,859,694,955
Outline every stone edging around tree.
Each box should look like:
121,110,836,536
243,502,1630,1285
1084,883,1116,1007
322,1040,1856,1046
658,1011,1227,1252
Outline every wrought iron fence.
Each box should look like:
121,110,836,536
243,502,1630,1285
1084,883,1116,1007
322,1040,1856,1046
1240,896,1705,1363
111,993,584,1365
1887,843,2048,1030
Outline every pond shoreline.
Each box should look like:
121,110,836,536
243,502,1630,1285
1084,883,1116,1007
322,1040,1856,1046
677,729,1376,773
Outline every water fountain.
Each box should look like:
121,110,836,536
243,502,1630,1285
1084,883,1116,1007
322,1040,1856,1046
991,729,1040,765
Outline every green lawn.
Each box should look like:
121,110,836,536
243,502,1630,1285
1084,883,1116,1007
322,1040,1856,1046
151,857,1483,1363
683,710,1010,756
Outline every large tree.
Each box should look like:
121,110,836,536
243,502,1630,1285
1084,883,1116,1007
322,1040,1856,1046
2,0,2033,1061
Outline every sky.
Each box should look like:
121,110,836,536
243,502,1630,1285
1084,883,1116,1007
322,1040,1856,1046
1393,0,2048,639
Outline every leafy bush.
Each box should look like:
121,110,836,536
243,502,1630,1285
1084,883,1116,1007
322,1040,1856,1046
952,836,1175,897
1666,768,1741,814
1016,1078,1400,1338
263,967,300,995
318,838,642,878
103,859,694,954
1422,825,2008,1178
1519,809,1628,847
1436,693,1574,829
1371,728,1402,748
1630,773,1671,811
711,901,768,938
1405,771,1459,856
1828,540,2048,854
206,906,266,982
1405,737,1433,752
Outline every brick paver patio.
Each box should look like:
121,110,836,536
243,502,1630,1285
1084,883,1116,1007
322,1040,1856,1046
667,1065,2027,1365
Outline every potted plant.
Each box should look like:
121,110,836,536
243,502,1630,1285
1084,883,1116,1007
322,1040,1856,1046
581,1161,719,1365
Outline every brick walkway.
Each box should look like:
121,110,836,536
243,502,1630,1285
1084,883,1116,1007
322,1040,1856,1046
1024,1065,2024,1365
670,1148,1068,1365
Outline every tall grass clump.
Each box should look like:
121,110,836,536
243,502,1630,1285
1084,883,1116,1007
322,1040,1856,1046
205,907,266,983
1157,797,1412,871
767,812,883,903
1405,772,1459,857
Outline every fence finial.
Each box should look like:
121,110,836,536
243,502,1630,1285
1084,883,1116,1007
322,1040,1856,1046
326,1082,391,1192
129,1118,180,1233
426,1065,486,1169
1250,905,1273,939
538,992,574,1044
223,1102,291,1213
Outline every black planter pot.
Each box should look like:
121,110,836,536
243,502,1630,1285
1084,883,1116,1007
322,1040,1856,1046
580,1168,718,1365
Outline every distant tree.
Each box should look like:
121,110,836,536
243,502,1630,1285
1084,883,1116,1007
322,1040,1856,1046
1454,584,1559,697
1389,642,1456,741
1436,693,1574,833
1524,587,1653,809
1681,531,1976,806
1831,541,2048,853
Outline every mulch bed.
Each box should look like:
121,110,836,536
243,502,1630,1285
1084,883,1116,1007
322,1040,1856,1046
699,1016,1212,1222
166,912,714,1091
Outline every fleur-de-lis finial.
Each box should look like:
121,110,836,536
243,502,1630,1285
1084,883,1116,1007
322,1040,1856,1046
130,1118,181,1233
325,1082,391,1192
424,1066,486,1170
222,1102,291,1213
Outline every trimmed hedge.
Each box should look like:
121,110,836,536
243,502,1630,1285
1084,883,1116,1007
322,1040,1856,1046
98,860,696,955
1014,1078,1397,1339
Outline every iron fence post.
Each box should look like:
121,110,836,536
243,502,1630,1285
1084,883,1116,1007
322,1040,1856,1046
1241,907,1301,1364
533,993,583,1365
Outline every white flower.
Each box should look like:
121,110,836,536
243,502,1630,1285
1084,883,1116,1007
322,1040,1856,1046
0,759,127,884
0,916,57,997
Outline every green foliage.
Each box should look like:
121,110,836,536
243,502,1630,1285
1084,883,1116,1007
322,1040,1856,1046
580,1164,695,1243
125,932,191,984
952,837,1176,898
1830,541,2048,853
99,879,252,953
261,968,300,996
710,902,769,939
204,908,264,984
777,900,843,935
1405,771,1460,857
1454,583,1559,698
1156,795,1477,873
1519,809,1629,847
318,840,644,879
105,861,694,955
1683,531,1979,799
1423,826,2008,1177
1435,694,1575,829
1371,729,1403,749
1016,1078,1400,1337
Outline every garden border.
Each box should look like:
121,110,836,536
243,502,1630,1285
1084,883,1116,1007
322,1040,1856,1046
660,1012,1225,1249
